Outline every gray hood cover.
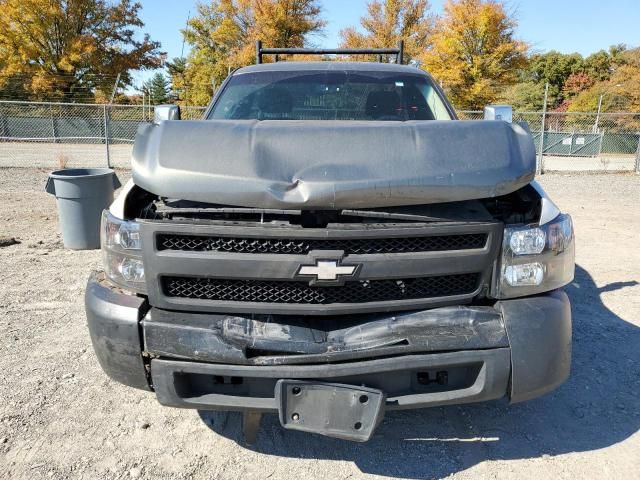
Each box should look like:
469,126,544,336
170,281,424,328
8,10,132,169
131,120,535,209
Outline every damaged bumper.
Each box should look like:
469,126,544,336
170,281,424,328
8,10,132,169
142,305,510,365
86,272,571,435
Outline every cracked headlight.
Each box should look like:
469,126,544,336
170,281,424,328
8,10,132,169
497,214,574,299
101,210,146,293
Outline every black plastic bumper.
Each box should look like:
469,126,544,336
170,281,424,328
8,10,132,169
85,273,150,391
85,273,571,408
151,350,511,412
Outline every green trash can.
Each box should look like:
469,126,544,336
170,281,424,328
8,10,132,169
45,168,121,250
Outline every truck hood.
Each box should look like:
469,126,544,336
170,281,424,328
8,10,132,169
131,119,536,209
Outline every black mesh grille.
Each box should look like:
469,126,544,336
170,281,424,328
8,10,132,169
162,274,480,304
157,233,487,255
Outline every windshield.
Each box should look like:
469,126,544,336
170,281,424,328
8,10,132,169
208,70,453,121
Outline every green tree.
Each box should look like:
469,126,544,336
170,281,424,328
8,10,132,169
497,81,545,111
527,51,584,105
584,45,626,81
181,0,325,105
421,0,528,110
145,72,171,104
0,0,164,102
167,57,188,101
339,0,433,63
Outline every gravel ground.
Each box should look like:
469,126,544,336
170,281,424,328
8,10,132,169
0,169,638,480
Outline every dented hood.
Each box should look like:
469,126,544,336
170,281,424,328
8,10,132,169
131,119,536,209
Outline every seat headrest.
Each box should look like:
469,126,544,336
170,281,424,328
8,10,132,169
257,88,294,116
366,91,402,119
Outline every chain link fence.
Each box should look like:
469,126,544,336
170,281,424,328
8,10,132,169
459,110,640,173
0,101,206,169
1,100,638,173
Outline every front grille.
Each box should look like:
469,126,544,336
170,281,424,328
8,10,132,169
162,274,480,305
157,233,487,255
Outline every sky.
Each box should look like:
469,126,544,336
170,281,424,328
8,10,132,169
132,0,640,87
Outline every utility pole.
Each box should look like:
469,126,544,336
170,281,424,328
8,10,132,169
537,83,549,175
594,94,603,133
102,72,121,168
109,73,122,104
103,104,111,168
142,84,151,120
181,10,190,59
634,135,640,175
594,84,623,134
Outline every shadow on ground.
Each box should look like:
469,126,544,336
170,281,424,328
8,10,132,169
199,265,640,479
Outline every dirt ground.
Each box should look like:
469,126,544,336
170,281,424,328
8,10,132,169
0,169,638,480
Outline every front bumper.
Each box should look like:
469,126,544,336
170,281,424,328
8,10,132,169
85,272,571,411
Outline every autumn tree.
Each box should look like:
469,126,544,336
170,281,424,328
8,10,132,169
603,49,640,112
421,0,528,109
0,58,28,100
339,0,432,63
177,2,227,106
255,0,324,49
0,0,163,102
569,47,640,113
180,0,324,105
584,45,626,81
516,47,625,109
562,73,595,98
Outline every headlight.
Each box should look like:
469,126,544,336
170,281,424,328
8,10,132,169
101,210,146,293
497,213,574,298
508,228,546,255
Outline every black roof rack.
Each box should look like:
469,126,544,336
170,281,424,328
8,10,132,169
255,40,404,65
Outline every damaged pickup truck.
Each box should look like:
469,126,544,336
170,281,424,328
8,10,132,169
85,44,575,442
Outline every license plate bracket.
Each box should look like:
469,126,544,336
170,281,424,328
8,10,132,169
275,380,386,442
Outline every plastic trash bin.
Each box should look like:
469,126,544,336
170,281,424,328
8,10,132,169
45,168,121,250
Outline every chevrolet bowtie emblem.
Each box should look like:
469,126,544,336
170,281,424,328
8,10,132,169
299,261,357,280
296,255,360,286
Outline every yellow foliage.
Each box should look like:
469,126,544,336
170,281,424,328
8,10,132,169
180,0,324,105
569,48,640,113
339,0,432,63
0,0,162,102
421,0,528,109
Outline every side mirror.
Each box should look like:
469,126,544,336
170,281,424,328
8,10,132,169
154,105,181,123
484,105,512,123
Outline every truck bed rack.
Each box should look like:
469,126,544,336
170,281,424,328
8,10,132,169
256,40,405,64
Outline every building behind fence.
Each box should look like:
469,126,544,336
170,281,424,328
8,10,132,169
0,100,639,172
